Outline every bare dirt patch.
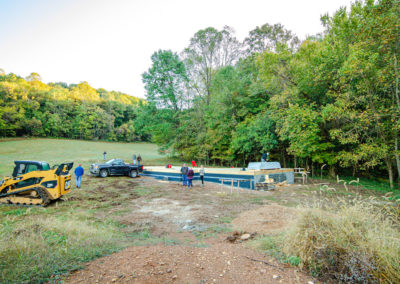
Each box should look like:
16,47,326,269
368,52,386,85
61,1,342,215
67,242,312,284
63,176,316,283
115,178,269,236
231,204,298,235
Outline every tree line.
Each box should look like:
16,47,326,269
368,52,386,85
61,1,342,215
0,71,148,142
141,0,399,188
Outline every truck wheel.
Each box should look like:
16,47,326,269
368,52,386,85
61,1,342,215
100,169,108,178
129,170,138,178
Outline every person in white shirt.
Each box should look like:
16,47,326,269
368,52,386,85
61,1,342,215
199,165,205,186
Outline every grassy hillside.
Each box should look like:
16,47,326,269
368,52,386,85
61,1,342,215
0,138,164,176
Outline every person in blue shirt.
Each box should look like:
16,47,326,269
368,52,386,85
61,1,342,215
74,164,84,189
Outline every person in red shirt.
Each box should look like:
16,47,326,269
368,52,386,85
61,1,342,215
191,160,196,168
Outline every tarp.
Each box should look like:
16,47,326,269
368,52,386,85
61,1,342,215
247,162,281,170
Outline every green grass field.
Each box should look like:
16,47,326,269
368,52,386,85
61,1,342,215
0,138,168,282
0,138,165,176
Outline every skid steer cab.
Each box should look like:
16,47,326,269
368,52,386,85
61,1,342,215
0,161,74,206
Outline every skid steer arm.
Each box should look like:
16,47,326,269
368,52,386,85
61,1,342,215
55,162,74,176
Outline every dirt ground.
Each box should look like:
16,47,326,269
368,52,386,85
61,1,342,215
67,242,311,284
66,177,314,283
232,204,298,235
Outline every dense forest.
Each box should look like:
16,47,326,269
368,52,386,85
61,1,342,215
1,0,399,187
0,72,148,141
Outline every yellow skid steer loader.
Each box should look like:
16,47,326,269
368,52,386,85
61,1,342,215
0,161,74,206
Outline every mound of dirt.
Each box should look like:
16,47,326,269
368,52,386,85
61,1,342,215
231,204,298,235
66,242,312,283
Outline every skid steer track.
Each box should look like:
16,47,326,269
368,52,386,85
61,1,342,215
0,187,50,206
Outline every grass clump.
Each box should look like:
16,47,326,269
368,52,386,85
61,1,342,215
249,196,275,204
217,216,232,224
250,234,301,266
1,208,28,216
252,235,283,258
193,225,232,240
0,216,125,283
282,199,400,283
126,230,180,246
133,186,155,197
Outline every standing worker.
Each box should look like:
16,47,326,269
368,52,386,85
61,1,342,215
187,167,194,189
74,164,84,189
262,152,268,163
181,163,188,187
103,151,107,160
137,154,142,166
133,153,137,165
199,165,205,187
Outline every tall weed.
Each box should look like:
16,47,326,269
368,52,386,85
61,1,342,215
283,198,400,283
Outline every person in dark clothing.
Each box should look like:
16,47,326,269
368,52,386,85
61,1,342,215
181,164,188,186
137,154,142,166
187,167,194,189
103,151,107,160
74,164,84,188
262,152,268,162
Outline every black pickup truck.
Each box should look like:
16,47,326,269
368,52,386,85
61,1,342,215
90,159,143,178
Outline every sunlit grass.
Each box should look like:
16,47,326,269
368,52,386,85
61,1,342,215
0,137,164,176
0,215,125,283
0,173,161,282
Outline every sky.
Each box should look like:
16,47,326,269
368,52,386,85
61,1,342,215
0,0,354,98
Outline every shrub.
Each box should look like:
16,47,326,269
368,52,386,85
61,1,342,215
282,199,400,283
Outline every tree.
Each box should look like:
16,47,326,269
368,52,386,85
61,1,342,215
116,121,136,142
231,111,278,164
244,23,300,54
183,26,242,105
26,72,42,82
174,109,207,161
142,50,188,111
71,82,99,101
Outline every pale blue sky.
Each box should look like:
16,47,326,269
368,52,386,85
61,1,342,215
0,0,353,98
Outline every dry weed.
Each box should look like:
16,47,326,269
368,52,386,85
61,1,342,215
283,196,400,283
